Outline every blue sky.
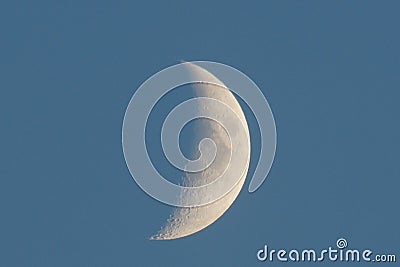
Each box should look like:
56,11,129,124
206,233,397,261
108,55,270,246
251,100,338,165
1,1,399,266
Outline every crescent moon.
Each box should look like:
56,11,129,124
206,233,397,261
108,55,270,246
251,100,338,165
151,63,251,240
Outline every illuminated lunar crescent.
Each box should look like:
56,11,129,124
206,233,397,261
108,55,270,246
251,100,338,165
150,63,251,240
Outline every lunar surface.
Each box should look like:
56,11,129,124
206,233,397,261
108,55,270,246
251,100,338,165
150,63,251,240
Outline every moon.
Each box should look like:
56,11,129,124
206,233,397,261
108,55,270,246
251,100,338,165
150,62,251,240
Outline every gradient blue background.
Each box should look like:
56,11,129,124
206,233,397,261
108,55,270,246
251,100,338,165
1,1,399,266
